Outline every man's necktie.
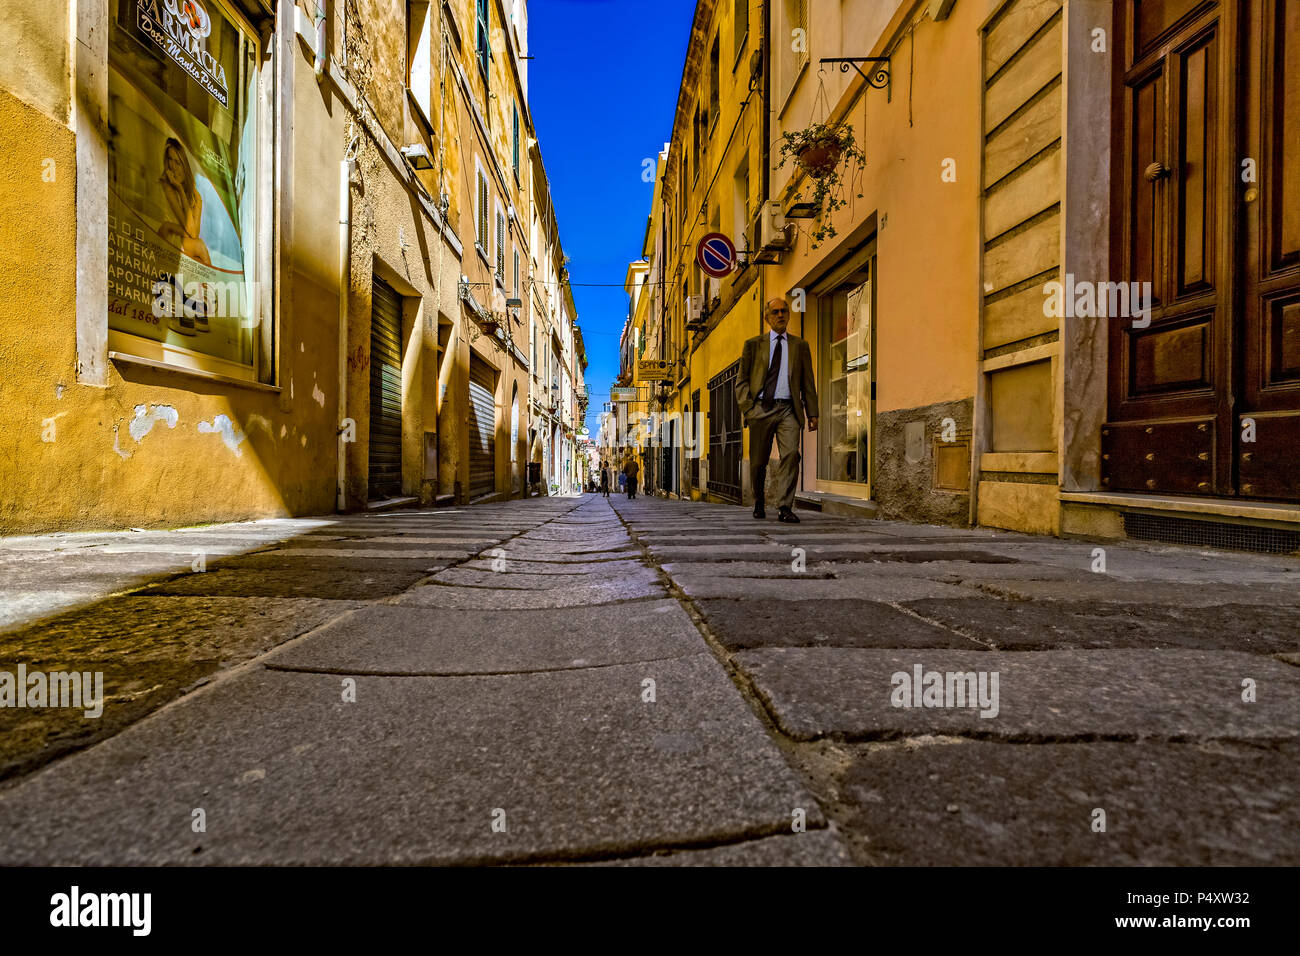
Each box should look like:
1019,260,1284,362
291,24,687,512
762,334,783,410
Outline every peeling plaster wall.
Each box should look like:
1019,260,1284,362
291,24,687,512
2,1,555,529
873,398,973,526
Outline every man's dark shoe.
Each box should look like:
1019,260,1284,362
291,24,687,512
777,507,800,523
753,504,766,519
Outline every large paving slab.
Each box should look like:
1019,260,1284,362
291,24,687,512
0,655,823,865
662,562,837,580
265,600,704,674
0,554,213,597
138,568,433,600
0,596,356,780
394,577,667,609
904,598,1300,653
474,547,640,564
834,738,1300,865
214,552,461,573
734,648,1300,741
267,537,493,551
636,535,775,546
459,557,646,575
502,539,636,556
522,527,630,541
954,576,1300,607
695,599,980,651
589,829,853,866
430,565,660,592
643,545,792,562
673,574,973,601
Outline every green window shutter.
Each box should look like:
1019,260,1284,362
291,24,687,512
477,0,490,79
496,211,505,278
512,105,520,175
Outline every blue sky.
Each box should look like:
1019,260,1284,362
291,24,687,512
528,0,697,438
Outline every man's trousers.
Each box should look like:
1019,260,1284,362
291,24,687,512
747,401,801,509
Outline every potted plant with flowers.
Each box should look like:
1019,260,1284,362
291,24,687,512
776,123,866,247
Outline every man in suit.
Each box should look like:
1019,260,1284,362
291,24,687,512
735,298,819,523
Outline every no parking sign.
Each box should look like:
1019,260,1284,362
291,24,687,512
696,232,736,278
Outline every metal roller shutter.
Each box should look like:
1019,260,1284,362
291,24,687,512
468,356,497,498
368,277,403,500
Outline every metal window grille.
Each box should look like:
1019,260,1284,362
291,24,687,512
707,362,742,501
1122,512,1300,555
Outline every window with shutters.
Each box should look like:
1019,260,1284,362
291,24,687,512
733,154,750,253
709,35,720,130
475,162,489,256
692,106,701,180
513,249,520,297
407,2,433,124
512,102,520,180
734,0,749,68
778,0,808,115
678,161,686,228
476,0,489,81
495,205,506,282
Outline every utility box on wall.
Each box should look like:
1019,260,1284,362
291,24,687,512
934,439,971,491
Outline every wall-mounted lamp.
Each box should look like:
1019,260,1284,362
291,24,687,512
400,144,435,170
785,201,819,219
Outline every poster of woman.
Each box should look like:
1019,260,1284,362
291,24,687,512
105,0,256,367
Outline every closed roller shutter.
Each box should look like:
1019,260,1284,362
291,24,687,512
368,277,403,500
468,355,497,498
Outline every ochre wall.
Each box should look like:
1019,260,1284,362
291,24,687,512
0,81,341,534
769,0,982,420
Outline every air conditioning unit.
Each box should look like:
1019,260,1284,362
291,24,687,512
759,200,794,251
686,295,703,324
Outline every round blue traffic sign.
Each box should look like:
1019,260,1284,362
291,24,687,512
696,232,737,278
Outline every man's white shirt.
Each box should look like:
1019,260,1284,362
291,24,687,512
767,330,792,400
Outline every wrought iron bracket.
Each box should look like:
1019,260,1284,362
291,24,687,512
819,57,890,94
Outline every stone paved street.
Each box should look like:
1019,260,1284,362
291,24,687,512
1,493,1298,865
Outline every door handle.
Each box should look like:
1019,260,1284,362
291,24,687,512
1144,161,1171,183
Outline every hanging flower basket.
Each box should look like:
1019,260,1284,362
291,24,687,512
796,137,844,178
776,122,867,248
784,124,855,177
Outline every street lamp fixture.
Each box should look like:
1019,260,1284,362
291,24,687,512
400,144,435,170
785,201,819,219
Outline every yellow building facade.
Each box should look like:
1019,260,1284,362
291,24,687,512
0,0,583,532
648,0,1300,546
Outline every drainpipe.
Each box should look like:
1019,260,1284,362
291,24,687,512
760,0,772,338
338,135,359,511
315,1,328,82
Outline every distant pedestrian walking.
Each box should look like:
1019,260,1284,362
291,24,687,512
600,466,611,497
624,457,640,499
618,470,626,493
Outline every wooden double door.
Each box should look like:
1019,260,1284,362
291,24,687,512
1104,0,1300,501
